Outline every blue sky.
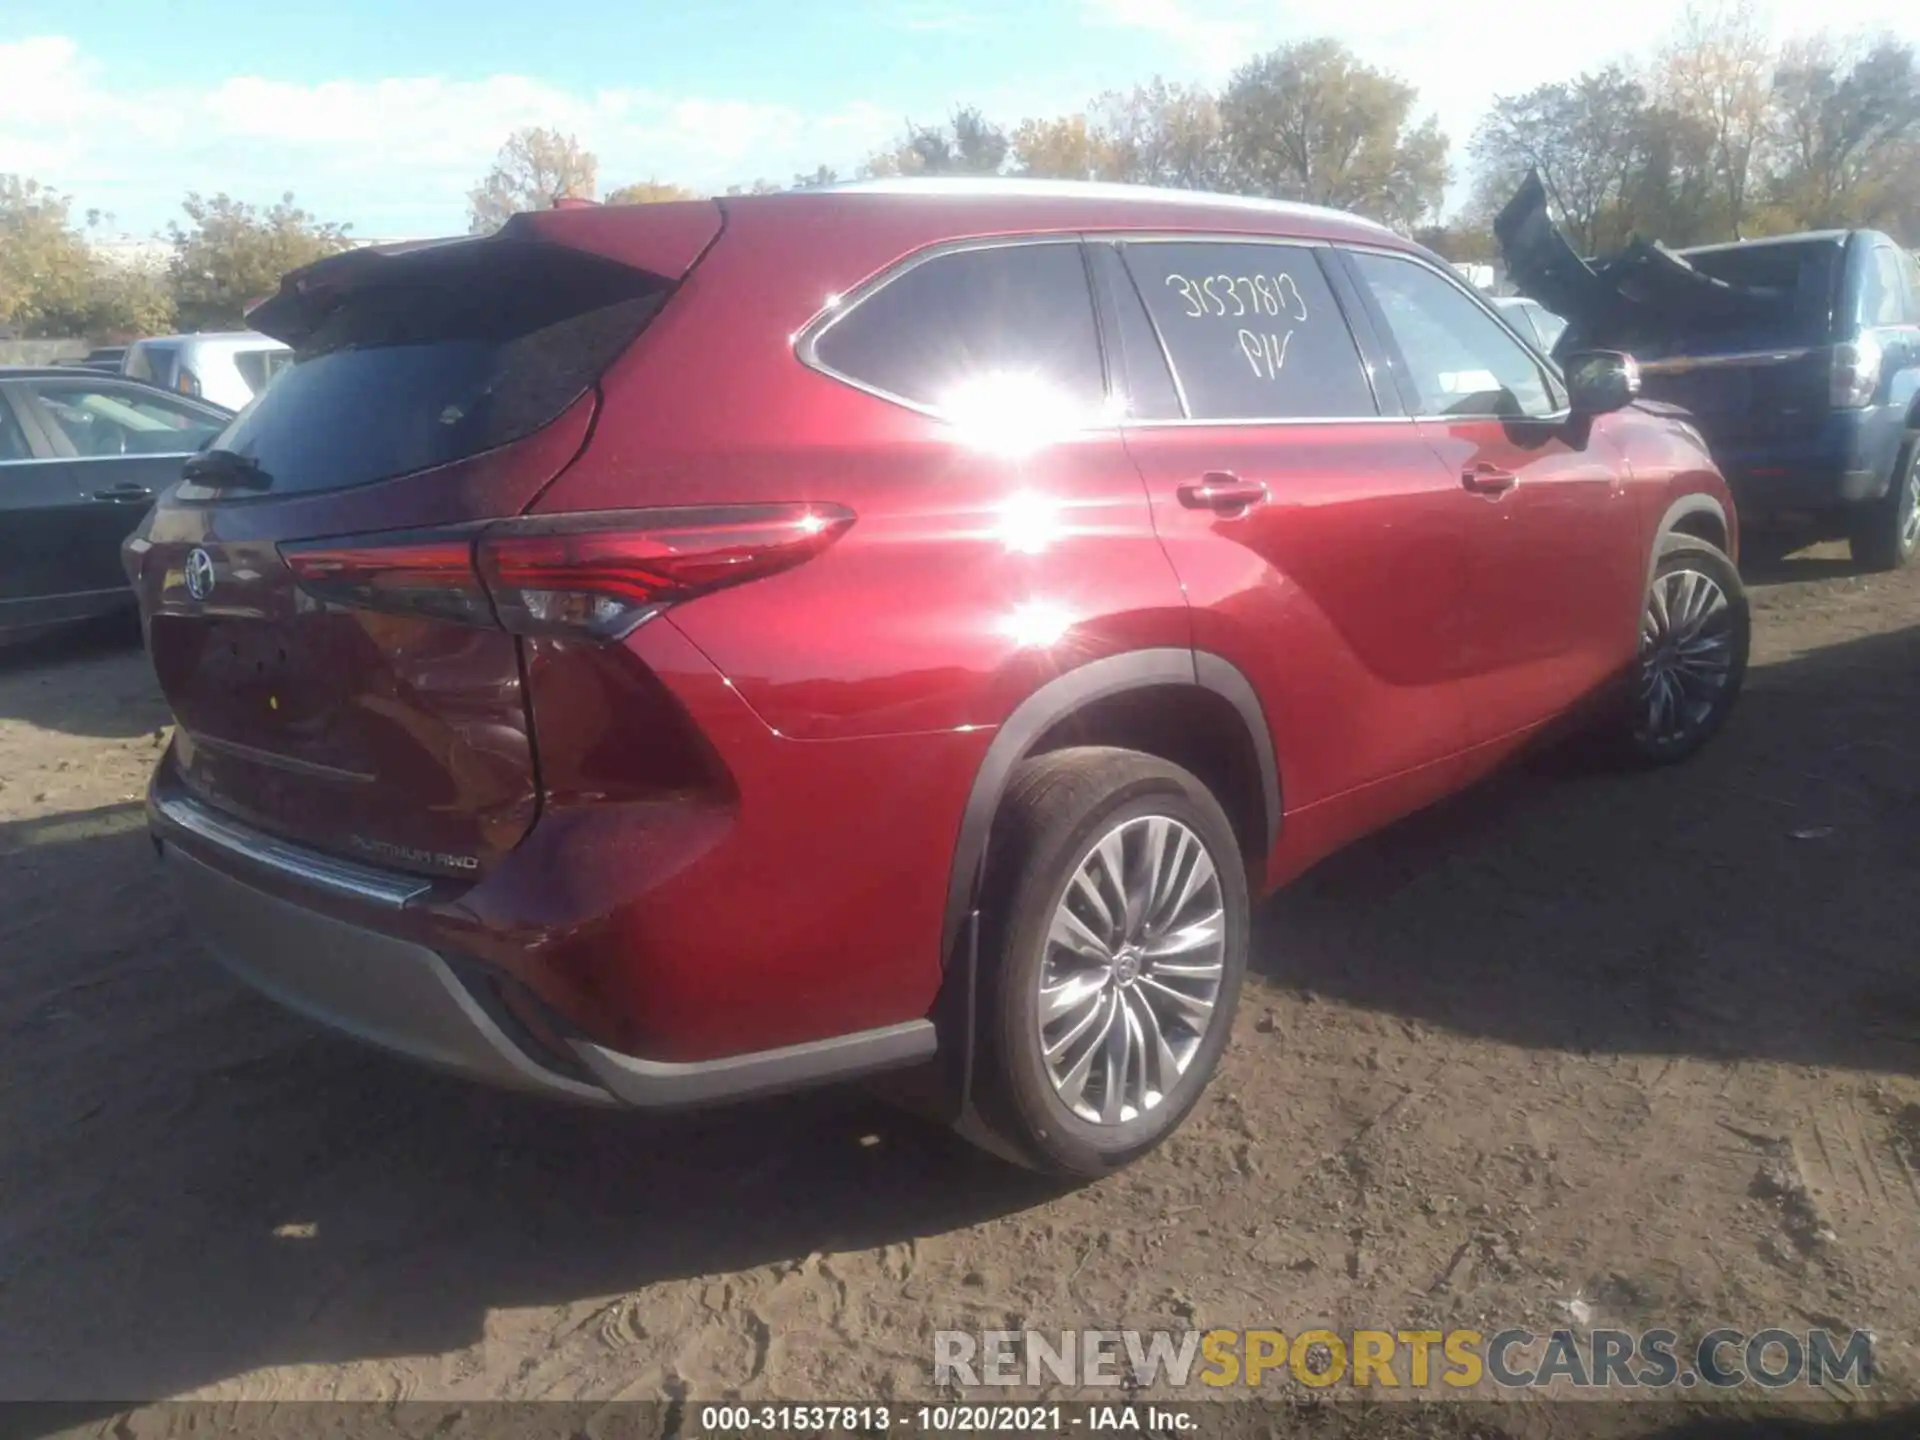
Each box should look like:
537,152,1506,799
5,0,1919,240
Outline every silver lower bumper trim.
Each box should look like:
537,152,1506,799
159,826,942,1111
153,789,430,909
166,845,614,1104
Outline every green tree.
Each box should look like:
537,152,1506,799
0,177,178,339
0,176,94,335
468,127,599,234
1765,36,1920,229
864,105,1009,176
1220,40,1449,230
168,192,352,331
1012,114,1116,180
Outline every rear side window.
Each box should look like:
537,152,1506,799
20,379,225,456
126,344,176,386
232,348,291,396
809,242,1106,417
1862,245,1908,327
209,241,668,495
1121,241,1376,421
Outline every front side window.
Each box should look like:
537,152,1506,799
1349,250,1558,419
21,380,225,457
1122,241,1377,421
809,242,1107,420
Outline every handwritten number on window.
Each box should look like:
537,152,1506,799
1163,268,1311,379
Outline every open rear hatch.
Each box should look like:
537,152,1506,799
1495,171,1847,437
133,203,721,877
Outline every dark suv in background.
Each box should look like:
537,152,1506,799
1500,172,1920,570
131,180,1745,1176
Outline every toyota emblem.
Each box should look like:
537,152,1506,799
184,548,216,601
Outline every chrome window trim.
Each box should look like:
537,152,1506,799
1119,413,1419,431
817,177,1397,236
792,227,1578,433
154,790,432,908
0,451,201,468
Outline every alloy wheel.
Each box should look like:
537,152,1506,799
1636,567,1736,747
1037,815,1226,1125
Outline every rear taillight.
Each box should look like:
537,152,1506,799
283,533,494,625
1831,334,1882,408
280,503,854,640
176,366,203,399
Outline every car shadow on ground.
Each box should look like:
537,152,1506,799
0,613,164,740
1,625,1916,1414
1254,621,1920,1077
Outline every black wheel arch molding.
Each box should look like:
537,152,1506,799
938,646,1281,969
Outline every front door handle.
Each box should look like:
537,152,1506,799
94,483,153,502
1177,472,1269,514
1461,463,1517,496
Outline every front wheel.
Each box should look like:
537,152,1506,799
967,748,1248,1177
1617,539,1750,766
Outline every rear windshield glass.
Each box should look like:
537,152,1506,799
206,242,667,495
125,344,176,384
1668,239,1845,345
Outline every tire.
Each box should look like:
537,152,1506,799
1846,439,1920,572
1614,538,1750,767
967,747,1248,1177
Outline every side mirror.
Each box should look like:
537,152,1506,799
1564,350,1640,417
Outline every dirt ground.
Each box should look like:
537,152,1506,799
3,544,1918,1437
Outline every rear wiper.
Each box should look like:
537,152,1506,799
182,448,274,490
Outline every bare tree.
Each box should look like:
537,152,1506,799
467,128,599,234
1657,0,1774,236
1766,35,1920,228
1470,66,1648,254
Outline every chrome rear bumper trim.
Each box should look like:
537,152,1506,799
152,790,431,909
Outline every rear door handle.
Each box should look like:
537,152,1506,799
1176,472,1269,514
94,483,153,502
1461,463,1517,496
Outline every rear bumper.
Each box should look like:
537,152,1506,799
1711,408,1903,511
152,788,937,1109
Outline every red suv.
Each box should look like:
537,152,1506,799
130,180,1748,1176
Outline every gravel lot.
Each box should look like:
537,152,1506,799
3,544,1918,1438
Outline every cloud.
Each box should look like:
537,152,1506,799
1079,0,1258,76
0,36,898,237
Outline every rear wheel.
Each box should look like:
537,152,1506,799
1847,439,1920,572
1616,539,1750,766
968,748,1247,1177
